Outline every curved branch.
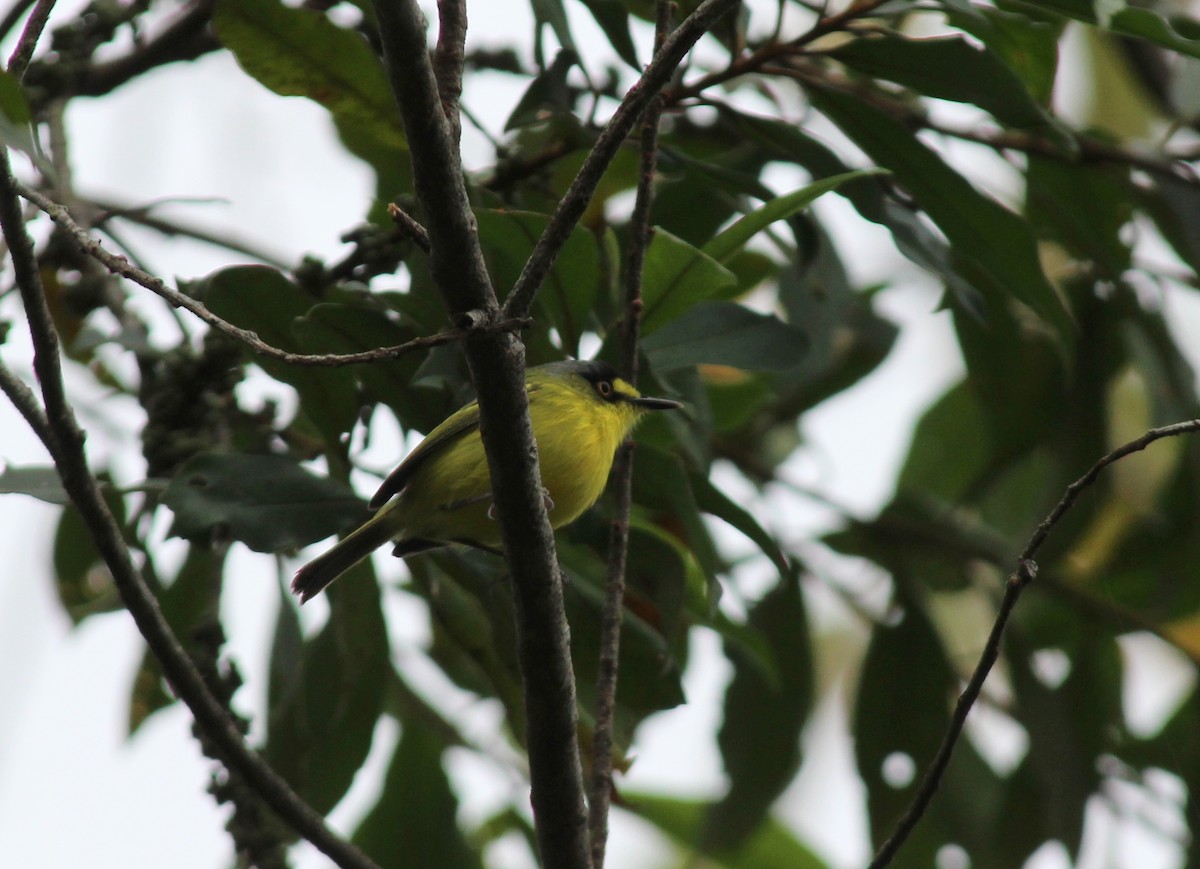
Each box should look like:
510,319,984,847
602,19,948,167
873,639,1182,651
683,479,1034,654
501,0,742,320
869,419,1200,869
6,0,55,79
0,149,378,869
17,182,527,365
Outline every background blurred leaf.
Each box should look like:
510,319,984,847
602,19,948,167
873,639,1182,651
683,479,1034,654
163,452,367,552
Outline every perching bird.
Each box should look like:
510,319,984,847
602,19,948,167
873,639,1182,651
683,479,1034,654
291,359,682,603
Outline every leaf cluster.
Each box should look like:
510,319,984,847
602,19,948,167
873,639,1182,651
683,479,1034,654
4,0,1200,866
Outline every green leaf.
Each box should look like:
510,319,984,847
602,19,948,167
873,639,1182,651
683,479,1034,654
1028,0,1200,60
829,34,1058,132
504,49,578,131
292,301,429,422
691,473,789,576
943,3,1062,104
702,169,887,264
642,302,808,372
640,229,737,334
264,561,389,814
52,479,126,625
811,87,1074,342
352,720,483,869
0,70,36,158
198,265,360,447
129,546,221,734
577,0,640,68
0,464,68,504
628,793,830,869
214,0,405,149
162,452,368,552
707,572,813,851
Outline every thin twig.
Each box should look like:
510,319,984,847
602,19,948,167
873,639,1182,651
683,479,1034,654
386,202,432,253
501,0,742,321
6,0,55,78
0,146,379,868
0,0,38,46
869,419,1200,869
587,4,672,865
18,182,525,365
0,360,58,459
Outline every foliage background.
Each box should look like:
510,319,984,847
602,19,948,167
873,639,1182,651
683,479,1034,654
2,0,1200,868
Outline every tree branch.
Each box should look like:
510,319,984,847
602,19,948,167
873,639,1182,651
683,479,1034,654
0,148,378,868
433,0,467,147
17,182,527,366
6,0,55,79
869,419,1200,868
587,4,671,865
368,2,590,866
501,0,742,321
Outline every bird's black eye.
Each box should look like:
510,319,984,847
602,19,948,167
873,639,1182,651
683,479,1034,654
596,380,613,398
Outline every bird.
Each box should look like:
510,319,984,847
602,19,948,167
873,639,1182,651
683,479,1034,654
291,359,682,603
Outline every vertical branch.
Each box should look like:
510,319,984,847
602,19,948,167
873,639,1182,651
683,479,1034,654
6,0,55,78
369,3,591,866
0,148,378,869
433,0,466,147
587,3,673,865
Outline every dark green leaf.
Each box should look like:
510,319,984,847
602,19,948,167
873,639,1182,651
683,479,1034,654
702,170,887,264
1026,157,1133,276
1028,0,1200,60
855,596,955,861
353,720,483,869
198,265,360,447
162,452,368,552
0,70,36,158
578,0,640,68
0,464,68,504
53,479,126,625
943,3,1062,104
214,0,404,149
477,209,601,357
505,49,579,131
830,34,1058,132
811,87,1074,342
640,229,737,334
129,546,221,734
707,572,812,850
628,793,830,869
691,473,789,576
642,302,808,372
264,562,388,813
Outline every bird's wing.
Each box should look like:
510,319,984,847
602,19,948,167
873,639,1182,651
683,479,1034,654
368,400,482,510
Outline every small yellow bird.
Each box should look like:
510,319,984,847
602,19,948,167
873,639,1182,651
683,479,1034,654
291,359,682,603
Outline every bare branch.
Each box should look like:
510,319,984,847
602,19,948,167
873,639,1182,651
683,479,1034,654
501,0,742,321
0,146,378,869
387,202,432,253
588,4,672,865
18,182,526,365
869,419,1200,868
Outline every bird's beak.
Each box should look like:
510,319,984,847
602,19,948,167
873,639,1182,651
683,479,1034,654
628,395,683,410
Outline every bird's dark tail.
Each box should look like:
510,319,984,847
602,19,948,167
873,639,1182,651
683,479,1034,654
291,516,398,604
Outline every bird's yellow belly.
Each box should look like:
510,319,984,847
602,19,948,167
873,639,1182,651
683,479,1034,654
393,391,628,548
